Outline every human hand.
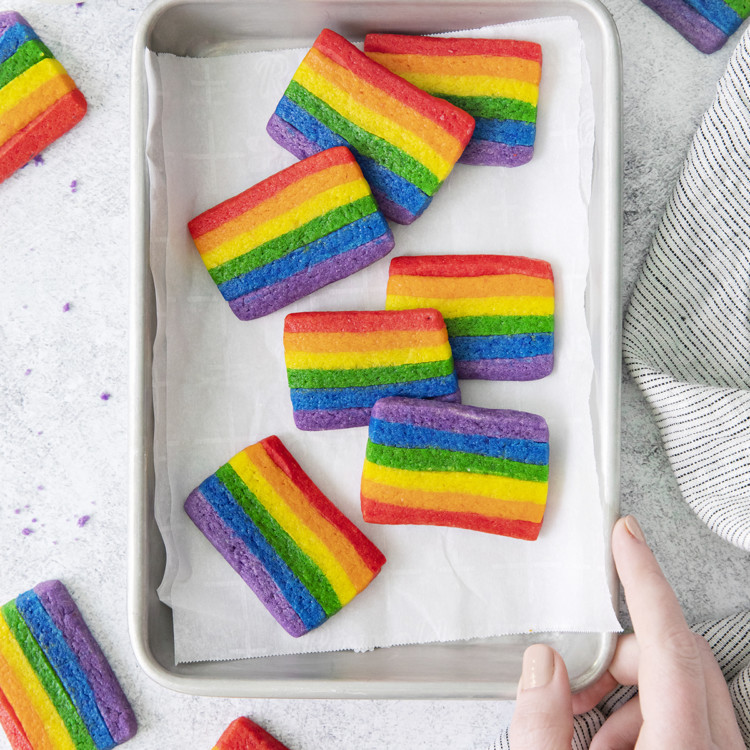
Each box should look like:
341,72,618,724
508,515,744,749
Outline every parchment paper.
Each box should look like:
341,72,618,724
146,17,622,663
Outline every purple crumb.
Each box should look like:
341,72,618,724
33,155,44,166
70,180,77,193
63,302,71,312
22,528,33,536
24,368,31,376
14,509,20,515
77,515,90,528
100,392,111,401
37,485,44,491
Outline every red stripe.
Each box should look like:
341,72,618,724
313,29,475,145
261,436,386,575
188,146,356,239
284,308,447,334
215,717,291,750
361,495,542,540
364,33,543,63
0,686,32,750
388,254,553,280
0,88,86,184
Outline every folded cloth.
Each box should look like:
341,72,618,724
622,26,750,552
488,611,750,748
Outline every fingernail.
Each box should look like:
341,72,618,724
624,515,646,543
520,644,555,690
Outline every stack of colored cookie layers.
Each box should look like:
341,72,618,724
213,717,291,750
283,309,460,430
386,255,554,380
365,34,541,167
188,147,394,320
267,28,475,224
0,580,137,750
185,436,386,637
0,12,86,182
361,398,549,540
638,0,748,53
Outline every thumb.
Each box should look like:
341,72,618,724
509,644,573,750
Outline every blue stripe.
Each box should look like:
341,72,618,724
450,333,553,361
199,474,327,631
275,96,429,216
291,373,459,410
684,0,741,33
16,591,116,750
0,22,39,64
472,118,536,146
368,418,549,465
217,212,389,301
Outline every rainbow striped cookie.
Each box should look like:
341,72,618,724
267,29,475,225
188,147,394,320
386,255,554,381
0,581,137,750
361,397,550,540
0,12,86,182
184,436,386,637
365,34,541,167
284,309,460,430
213,717,290,750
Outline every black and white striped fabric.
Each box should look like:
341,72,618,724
622,27,750,551
488,612,750,748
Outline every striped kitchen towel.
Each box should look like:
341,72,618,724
622,26,750,551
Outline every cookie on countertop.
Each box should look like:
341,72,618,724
361,397,549,540
213,717,291,750
365,34,542,166
267,28,475,224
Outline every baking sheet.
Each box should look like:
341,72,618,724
144,15,621,665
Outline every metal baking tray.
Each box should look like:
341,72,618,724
128,0,622,698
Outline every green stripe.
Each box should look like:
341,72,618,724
445,315,554,337
438,94,537,123
209,195,377,285
725,0,750,17
286,80,441,195
366,442,549,482
1,602,95,750
0,39,54,89
287,358,454,389
216,464,342,617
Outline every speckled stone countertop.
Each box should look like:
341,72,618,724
2,1,749,748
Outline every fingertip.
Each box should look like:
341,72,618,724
520,643,556,691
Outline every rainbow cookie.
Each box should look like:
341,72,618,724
0,12,87,183
365,34,541,167
284,309,460,430
638,0,748,53
188,146,394,320
267,29,475,224
213,717,290,750
361,397,549,540
0,580,137,750
385,255,554,381
184,436,386,637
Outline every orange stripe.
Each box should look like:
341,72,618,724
0,74,76,147
193,161,364,255
244,443,375,590
359,477,545,523
283,327,448,353
386,274,554,300
0,653,53,750
367,52,541,84
303,47,465,162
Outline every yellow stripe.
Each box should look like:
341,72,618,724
396,72,539,105
201,178,370,270
228,452,358,605
283,327,448,353
294,61,455,181
0,614,76,750
285,342,452,370
0,59,68,115
386,295,554,318
362,461,547,503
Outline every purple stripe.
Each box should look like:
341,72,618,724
639,0,728,53
370,188,417,225
455,354,554,381
371,397,549,442
459,140,534,167
267,112,321,160
228,232,394,320
0,12,26,36
33,580,137,744
184,489,307,637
